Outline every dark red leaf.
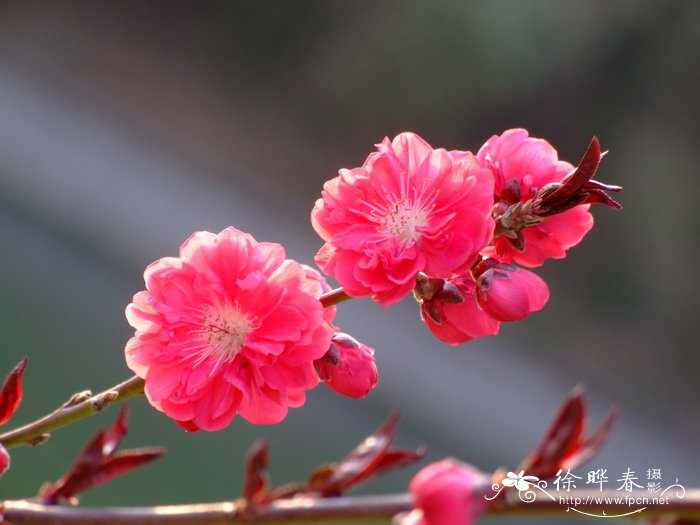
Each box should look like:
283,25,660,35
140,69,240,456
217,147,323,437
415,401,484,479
370,448,425,475
307,413,424,496
533,137,622,216
102,405,128,457
582,187,623,209
81,448,163,489
40,406,164,504
518,387,585,479
42,448,163,503
518,386,617,480
241,440,269,504
0,357,28,426
562,406,618,471
41,430,108,503
541,137,602,210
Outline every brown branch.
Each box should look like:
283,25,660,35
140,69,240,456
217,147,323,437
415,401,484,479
0,376,144,449
319,287,352,308
3,490,700,524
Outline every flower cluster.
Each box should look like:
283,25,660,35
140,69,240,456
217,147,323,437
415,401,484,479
125,227,376,431
124,128,619,431
313,129,619,344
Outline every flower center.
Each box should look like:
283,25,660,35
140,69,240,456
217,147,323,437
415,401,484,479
187,302,257,375
362,172,439,246
380,198,428,244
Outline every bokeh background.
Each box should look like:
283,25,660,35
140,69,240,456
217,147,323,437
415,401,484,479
0,1,698,523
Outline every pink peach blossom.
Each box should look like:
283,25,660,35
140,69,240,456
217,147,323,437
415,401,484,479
315,333,378,399
407,459,488,525
125,227,335,431
477,128,593,267
312,132,494,307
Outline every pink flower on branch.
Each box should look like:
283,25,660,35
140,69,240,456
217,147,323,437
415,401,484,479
478,129,597,267
125,227,335,431
312,132,494,306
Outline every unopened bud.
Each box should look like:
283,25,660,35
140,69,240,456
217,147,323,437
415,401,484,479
475,263,549,322
409,459,489,525
315,334,378,399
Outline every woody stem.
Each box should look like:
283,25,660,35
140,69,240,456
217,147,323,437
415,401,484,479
0,375,144,449
320,287,353,308
3,490,700,524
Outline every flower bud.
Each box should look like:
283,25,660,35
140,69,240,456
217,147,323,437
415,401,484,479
315,333,378,399
415,275,499,345
409,459,488,525
474,260,549,322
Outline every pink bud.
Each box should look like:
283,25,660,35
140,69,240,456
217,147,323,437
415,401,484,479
409,459,488,525
416,276,500,345
316,333,378,399
476,265,549,322
0,444,9,478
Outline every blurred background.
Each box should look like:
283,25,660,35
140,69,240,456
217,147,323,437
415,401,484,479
0,1,698,523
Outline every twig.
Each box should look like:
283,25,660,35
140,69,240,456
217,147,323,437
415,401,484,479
3,490,700,524
319,287,352,308
0,376,144,449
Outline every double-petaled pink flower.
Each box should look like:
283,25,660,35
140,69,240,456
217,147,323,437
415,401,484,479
125,227,335,431
312,132,494,307
478,128,594,267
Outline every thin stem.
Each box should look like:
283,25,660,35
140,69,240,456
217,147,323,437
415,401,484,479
319,287,352,308
0,375,144,449
3,490,700,524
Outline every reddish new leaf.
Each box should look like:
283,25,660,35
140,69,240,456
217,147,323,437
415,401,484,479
0,357,28,426
241,440,269,505
42,448,163,503
534,137,622,216
307,413,424,496
102,405,129,457
518,386,616,480
518,387,585,478
538,137,602,211
562,405,618,471
40,406,164,504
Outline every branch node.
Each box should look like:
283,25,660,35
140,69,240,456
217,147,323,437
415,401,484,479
91,391,119,412
29,433,51,447
63,390,93,408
